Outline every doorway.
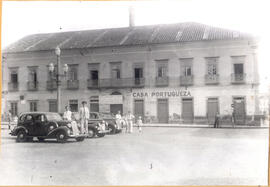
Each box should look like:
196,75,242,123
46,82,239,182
157,99,169,123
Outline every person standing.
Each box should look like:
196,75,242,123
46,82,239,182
137,116,143,133
214,112,220,128
63,106,72,121
115,111,122,129
7,110,12,130
79,101,90,135
126,111,135,133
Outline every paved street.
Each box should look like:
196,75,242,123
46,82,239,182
0,127,268,186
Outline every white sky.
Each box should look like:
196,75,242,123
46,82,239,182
2,0,270,92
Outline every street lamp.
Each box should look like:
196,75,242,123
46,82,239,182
48,47,69,113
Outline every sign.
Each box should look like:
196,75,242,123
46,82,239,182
132,89,191,98
99,95,123,104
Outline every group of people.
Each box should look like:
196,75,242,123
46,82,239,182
63,101,144,136
115,110,143,133
63,101,90,136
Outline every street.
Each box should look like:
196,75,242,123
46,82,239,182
0,127,268,186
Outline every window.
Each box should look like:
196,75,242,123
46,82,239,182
234,64,244,74
68,65,78,80
69,100,78,112
48,65,57,81
10,102,18,116
156,60,168,78
180,58,193,77
110,62,121,79
48,100,57,112
206,57,218,75
90,70,99,80
88,63,99,80
28,67,38,82
90,96,99,112
29,101,38,112
134,68,143,78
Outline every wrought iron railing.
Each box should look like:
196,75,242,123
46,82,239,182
67,80,79,90
155,76,169,86
180,75,193,86
46,80,57,90
205,74,219,85
231,73,246,84
8,82,19,92
27,81,39,91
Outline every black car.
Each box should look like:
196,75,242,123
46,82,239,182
10,112,86,143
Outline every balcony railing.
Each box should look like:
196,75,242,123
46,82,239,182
155,76,169,87
87,79,99,89
47,80,57,91
8,82,19,92
67,80,79,90
180,75,193,86
205,74,219,85
231,73,246,84
27,81,39,91
88,78,145,88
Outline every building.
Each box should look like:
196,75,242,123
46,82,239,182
2,22,260,125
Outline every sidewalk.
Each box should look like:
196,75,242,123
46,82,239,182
1,121,269,130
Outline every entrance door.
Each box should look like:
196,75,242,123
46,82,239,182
157,99,168,123
233,97,246,125
134,99,144,121
110,104,123,116
182,98,193,123
207,98,219,124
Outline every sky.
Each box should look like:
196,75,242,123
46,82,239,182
2,0,270,92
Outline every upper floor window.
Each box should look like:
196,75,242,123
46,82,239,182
231,56,245,75
10,102,18,116
9,68,18,83
156,59,168,78
110,62,121,79
180,58,193,77
205,57,219,75
48,100,57,112
68,64,78,81
28,66,38,82
88,63,99,80
234,64,244,74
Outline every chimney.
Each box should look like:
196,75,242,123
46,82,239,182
129,6,135,27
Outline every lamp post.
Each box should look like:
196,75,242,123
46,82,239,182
48,47,68,113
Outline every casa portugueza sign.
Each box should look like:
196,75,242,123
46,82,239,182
132,89,191,98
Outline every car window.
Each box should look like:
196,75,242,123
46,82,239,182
35,114,46,122
25,115,33,122
19,114,26,122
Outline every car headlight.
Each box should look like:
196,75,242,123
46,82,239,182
67,129,71,135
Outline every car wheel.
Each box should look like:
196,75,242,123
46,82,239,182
75,137,85,142
108,125,116,134
87,128,95,138
56,131,67,143
97,133,105,137
16,130,27,142
38,137,45,142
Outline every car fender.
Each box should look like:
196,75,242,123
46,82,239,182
12,126,28,135
47,126,69,137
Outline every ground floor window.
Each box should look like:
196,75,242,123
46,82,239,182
48,100,57,112
90,96,99,112
10,102,18,116
29,100,38,112
69,100,78,112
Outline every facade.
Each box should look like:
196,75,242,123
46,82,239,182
2,22,260,124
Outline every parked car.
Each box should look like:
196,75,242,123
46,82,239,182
90,112,123,135
10,112,86,143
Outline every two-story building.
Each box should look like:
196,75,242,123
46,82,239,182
2,22,259,125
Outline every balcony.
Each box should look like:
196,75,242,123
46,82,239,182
180,75,193,86
27,81,39,91
155,76,169,87
205,74,219,85
47,80,57,91
87,79,99,89
67,80,79,90
231,73,246,84
98,78,145,88
8,82,19,92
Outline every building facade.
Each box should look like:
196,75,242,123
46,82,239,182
2,22,260,124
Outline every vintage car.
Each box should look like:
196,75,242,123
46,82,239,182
10,112,86,143
89,112,123,135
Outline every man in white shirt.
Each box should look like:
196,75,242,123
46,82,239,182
115,110,122,129
79,101,90,135
126,111,135,133
63,106,72,121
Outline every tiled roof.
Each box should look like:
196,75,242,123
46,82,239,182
3,22,253,53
